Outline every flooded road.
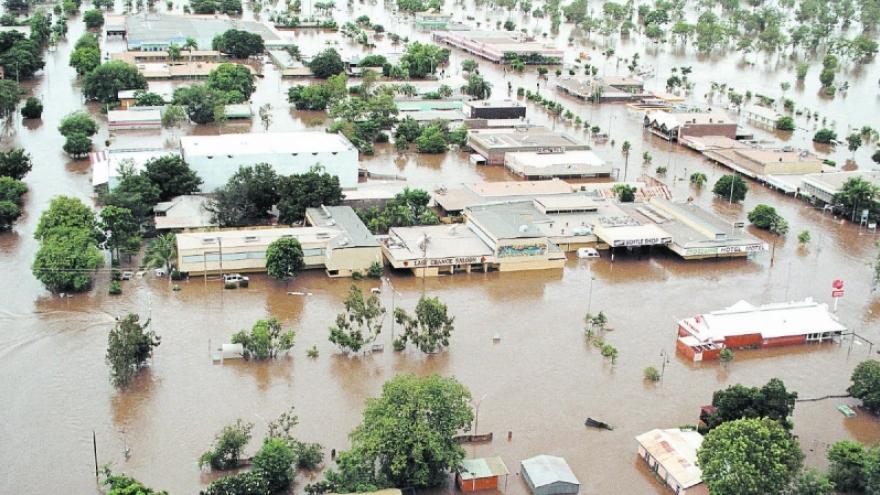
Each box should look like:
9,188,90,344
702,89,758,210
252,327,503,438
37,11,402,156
3,1,880,494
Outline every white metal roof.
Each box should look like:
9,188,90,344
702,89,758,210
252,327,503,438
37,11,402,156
506,150,606,168
521,455,579,488
180,132,356,156
635,429,704,489
459,457,510,480
678,298,846,344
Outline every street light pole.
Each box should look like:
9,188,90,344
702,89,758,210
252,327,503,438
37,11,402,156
660,349,669,380
384,277,399,341
587,275,595,315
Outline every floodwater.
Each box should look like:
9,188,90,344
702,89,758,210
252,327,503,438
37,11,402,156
3,1,880,494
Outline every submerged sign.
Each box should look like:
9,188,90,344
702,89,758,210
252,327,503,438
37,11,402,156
411,257,481,267
612,237,672,247
684,244,768,256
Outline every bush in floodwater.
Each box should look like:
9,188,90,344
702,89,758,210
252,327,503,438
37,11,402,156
644,366,661,381
225,282,237,290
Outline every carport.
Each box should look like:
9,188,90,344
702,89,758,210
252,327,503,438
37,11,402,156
520,455,580,495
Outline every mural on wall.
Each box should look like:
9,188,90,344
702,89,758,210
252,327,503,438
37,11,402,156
497,243,547,258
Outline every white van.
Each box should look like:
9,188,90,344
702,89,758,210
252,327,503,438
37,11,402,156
576,248,600,259
223,273,249,284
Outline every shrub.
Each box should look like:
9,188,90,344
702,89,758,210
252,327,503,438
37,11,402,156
111,268,122,281
307,345,319,357
644,366,661,381
109,280,122,295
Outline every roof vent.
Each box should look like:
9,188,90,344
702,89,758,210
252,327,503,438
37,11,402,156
339,238,348,246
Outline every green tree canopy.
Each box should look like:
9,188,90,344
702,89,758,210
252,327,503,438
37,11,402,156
394,295,455,353
329,284,386,354
748,204,783,230
712,174,749,203
776,116,796,131
82,9,104,28
106,313,160,388
69,46,101,75
277,169,343,224
781,468,834,495
827,440,866,493
172,84,229,124
143,155,203,201
0,38,44,79
82,61,148,103
231,317,296,360
0,79,21,120
143,233,177,272
58,110,98,138
331,374,473,489
206,62,256,101
199,419,254,470
706,378,798,431
32,227,104,292
133,89,166,107
400,42,450,79
212,29,264,58
105,163,162,225
34,195,102,242
20,96,42,119
848,360,880,414
698,418,804,495
833,176,879,222
266,236,305,282
100,205,141,261
309,48,344,78
0,147,32,180
813,128,837,144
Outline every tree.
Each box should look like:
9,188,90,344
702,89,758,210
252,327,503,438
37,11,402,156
69,46,101,75
142,233,177,272
705,378,797,431
848,360,880,414
394,295,455,353
20,96,42,119
833,176,879,222
82,61,148,103
259,103,272,131
309,48,344,78
329,284,386,354
143,155,203,201
83,9,104,28
102,472,170,495
827,440,866,493
461,73,492,99
400,42,450,79
0,79,21,120
780,81,791,97
644,366,661,381
133,89,166,107
58,111,98,138
0,200,20,230
105,164,162,225
782,468,834,495
416,125,448,153
0,148,32,180
162,104,188,134
276,169,343,224
252,437,297,493
32,228,104,292
34,195,103,242
719,348,734,364
748,204,783,230
210,164,279,227
211,29,263,58
847,132,863,156
813,128,837,144
100,205,141,262
0,39,44,80
776,116,796,131
0,177,27,206
199,419,255,470
798,230,811,245
63,134,92,157
461,59,479,73
335,374,473,489
231,317,296,360
690,172,708,187
172,84,229,124
105,313,160,388
698,418,803,495
266,237,305,282
206,63,256,102
712,174,748,203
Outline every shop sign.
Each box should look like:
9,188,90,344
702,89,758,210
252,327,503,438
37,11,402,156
411,257,480,267
612,237,672,247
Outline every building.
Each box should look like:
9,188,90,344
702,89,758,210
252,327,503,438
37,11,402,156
702,147,824,179
153,195,215,230
118,88,173,109
641,198,768,260
520,455,579,495
457,457,510,492
744,105,781,127
124,13,288,52
380,224,495,277
556,76,646,102
223,104,253,119
799,171,880,204
179,132,359,191
462,100,527,120
676,298,846,362
504,150,611,180
432,31,563,64
112,50,223,66
108,109,162,131
644,112,738,141
414,10,453,31
467,127,591,165
635,429,707,495
90,148,182,188
176,207,380,277
464,202,567,272
433,179,576,217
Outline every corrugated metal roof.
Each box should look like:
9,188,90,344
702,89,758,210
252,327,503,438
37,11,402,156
520,455,579,488
305,206,380,248
635,429,704,489
459,457,510,480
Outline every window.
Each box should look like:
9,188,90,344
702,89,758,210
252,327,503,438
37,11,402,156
182,255,204,263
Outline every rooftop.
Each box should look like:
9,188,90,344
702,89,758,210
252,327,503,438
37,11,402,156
126,14,282,45
176,227,346,251
734,148,822,165
506,150,606,168
520,455,579,488
744,105,781,121
648,112,734,128
305,205,380,248
468,179,575,198
678,299,846,344
383,224,494,261
107,109,162,123
465,202,550,239
90,148,181,186
154,195,215,230
463,99,525,109
459,457,510,480
801,170,880,192
180,132,356,156
468,128,589,150
635,429,704,489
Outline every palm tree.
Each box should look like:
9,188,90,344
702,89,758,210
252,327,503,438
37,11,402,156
167,43,182,63
398,83,418,98
834,176,879,222
462,74,492,100
143,233,177,273
183,36,197,62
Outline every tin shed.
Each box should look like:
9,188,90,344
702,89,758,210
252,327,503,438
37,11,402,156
457,457,510,492
520,455,579,495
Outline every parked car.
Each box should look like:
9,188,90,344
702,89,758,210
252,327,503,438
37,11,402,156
223,273,249,284
576,248,600,259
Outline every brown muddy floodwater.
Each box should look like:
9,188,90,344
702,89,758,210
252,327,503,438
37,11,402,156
3,1,880,494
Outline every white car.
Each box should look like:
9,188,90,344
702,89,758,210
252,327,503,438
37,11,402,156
223,274,249,284
576,248,600,259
